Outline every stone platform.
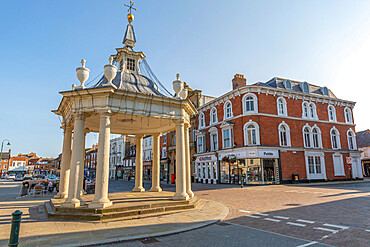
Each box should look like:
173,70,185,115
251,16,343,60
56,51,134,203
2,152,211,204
45,191,201,221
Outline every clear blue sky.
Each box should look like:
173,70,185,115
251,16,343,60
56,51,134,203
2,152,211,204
1,0,370,157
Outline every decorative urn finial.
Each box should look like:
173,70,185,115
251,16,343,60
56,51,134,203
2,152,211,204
76,59,90,89
103,56,118,87
173,73,185,99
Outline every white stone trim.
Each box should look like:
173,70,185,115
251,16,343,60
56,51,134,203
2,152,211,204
346,128,357,150
327,104,337,122
278,121,291,147
210,107,218,125
344,107,353,123
243,120,260,146
304,151,327,180
242,93,258,114
277,96,288,116
332,152,345,176
223,100,233,120
330,126,341,150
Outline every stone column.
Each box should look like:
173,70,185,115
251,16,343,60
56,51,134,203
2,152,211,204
55,126,72,199
184,124,194,198
173,122,189,200
63,114,85,208
150,134,162,192
89,113,112,208
133,134,145,192
77,130,88,202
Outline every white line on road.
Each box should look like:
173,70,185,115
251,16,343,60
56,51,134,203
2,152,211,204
255,213,269,216
323,223,349,230
314,227,339,233
274,216,290,220
245,215,260,218
296,241,318,247
264,218,281,222
239,210,252,213
287,222,306,227
365,229,370,232
296,219,315,224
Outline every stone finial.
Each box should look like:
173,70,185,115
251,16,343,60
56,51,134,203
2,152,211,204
76,59,90,89
81,59,86,68
72,84,76,90
109,56,113,65
176,73,180,80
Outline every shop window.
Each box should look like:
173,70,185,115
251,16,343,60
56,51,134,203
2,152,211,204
347,129,356,150
277,97,287,116
242,93,258,114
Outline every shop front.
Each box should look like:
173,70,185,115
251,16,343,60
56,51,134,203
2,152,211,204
194,154,218,184
160,159,169,181
219,149,281,185
143,161,152,180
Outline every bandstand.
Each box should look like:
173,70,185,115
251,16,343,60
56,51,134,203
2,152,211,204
53,4,196,209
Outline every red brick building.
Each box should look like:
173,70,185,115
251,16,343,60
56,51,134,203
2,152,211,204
0,150,11,175
194,75,362,184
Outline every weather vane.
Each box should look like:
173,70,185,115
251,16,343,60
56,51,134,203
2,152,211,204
124,1,137,14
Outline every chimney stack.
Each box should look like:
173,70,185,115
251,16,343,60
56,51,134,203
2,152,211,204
232,74,246,90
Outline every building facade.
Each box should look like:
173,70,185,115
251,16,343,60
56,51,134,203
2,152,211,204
0,150,11,176
194,75,362,184
357,129,370,177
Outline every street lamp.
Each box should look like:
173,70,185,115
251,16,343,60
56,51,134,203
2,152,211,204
0,139,11,162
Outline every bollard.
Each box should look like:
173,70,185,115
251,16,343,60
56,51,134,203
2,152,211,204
8,210,22,247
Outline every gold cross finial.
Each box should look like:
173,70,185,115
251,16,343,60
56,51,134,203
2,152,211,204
124,1,137,14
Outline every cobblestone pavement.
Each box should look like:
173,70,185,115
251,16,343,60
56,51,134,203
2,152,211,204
108,179,369,247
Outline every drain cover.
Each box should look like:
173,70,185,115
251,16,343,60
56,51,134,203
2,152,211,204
140,237,160,244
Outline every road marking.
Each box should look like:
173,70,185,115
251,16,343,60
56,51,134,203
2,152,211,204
365,229,370,232
255,213,269,216
239,210,252,213
314,227,339,233
245,215,260,218
274,216,290,220
287,222,306,227
297,219,315,224
323,223,349,230
296,241,318,247
264,218,281,222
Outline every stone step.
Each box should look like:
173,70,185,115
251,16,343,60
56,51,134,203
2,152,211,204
45,198,201,221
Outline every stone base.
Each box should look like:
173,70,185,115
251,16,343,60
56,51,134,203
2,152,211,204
88,200,112,209
132,187,145,192
149,187,162,192
61,201,81,208
173,192,189,201
187,190,195,198
54,193,67,199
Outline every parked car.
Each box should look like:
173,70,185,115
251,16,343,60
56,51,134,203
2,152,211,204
14,174,23,181
7,174,15,180
23,175,33,181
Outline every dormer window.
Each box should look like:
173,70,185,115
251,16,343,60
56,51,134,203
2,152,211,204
126,58,135,71
300,82,310,94
321,87,329,96
283,80,292,90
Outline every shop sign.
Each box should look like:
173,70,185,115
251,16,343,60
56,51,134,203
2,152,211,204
346,157,352,164
197,155,217,162
258,150,279,158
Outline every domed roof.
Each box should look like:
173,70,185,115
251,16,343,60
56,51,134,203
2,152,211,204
94,71,164,97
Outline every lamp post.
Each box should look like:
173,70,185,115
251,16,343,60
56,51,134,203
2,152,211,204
0,139,11,176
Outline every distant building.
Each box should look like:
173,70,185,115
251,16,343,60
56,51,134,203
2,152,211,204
110,136,136,179
122,144,136,179
8,155,28,175
85,145,98,179
0,150,11,175
357,129,370,177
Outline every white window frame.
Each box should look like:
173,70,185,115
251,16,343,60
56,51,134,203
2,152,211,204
330,126,341,150
242,93,258,114
309,102,318,120
305,151,327,180
344,107,353,123
277,97,287,116
327,105,336,122
210,107,218,125
199,112,206,128
347,128,357,150
221,123,233,149
332,152,345,176
243,120,260,146
162,147,167,159
302,124,312,148
302,102,309,119
311,124,322,148
278,121,291,147
209,127,218,151
196,134,205,153
223,100,233,120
